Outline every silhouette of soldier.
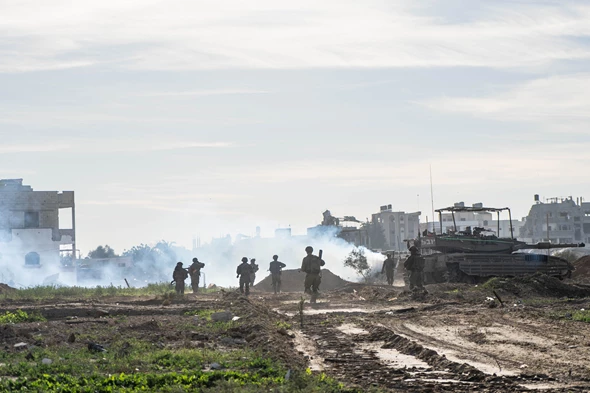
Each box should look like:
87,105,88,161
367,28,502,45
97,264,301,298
269,255,286,294
187,257,205,293
172,262,188,295
301,246,325,303
381,253,396,285
404,246,425,291
249,258,259,286
236,257,253,296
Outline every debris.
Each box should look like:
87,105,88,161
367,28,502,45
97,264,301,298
211,311,233,322
520,364,528,369
41,358,52,365
231,316,241,321
91,309,110,318
485,297,498,308
493,290,504,307
67,333,76,343
14,342,28,350
210,362,223,370
88,343,107,353
386,307,416,315
285,369,292,381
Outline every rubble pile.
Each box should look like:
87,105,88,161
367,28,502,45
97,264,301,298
254,269,349,292
485,273,590,298
572,255,590,279
0,283,16,294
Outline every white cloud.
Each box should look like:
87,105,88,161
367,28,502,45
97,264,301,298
1,1,590,72
139,89,269,97
421,73,590,123
0,143,70,153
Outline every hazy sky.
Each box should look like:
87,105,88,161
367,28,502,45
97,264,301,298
1,0,590,254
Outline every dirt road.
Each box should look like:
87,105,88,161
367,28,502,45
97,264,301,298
1,278,590,392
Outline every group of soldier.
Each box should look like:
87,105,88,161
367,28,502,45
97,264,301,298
381,246,425,291
172,244,425,298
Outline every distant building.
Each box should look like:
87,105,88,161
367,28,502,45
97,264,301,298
372,205,420,251
0,179,75,268
520,196,590,244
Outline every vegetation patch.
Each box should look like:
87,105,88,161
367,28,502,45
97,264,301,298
0,309,46,324
572,310,590,323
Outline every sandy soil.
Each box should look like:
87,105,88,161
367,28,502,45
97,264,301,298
2,278,590,392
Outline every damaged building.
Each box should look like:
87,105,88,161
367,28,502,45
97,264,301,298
0,179,75,268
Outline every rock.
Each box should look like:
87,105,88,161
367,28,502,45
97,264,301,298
88,343,107,353
91,309,110,318
190,332,208,341
211,311,233,322
210,362,223,370
220,337,247,346
13,342,28,350
67,333,76,343
41,358,52,365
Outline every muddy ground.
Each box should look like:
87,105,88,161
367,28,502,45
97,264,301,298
2,276,590,392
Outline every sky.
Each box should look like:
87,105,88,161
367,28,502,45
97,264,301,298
1,0,590,255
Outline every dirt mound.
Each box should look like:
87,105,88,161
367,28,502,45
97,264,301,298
572,255,590,279
484,273,590,298
0,283,16,294
254,269,349,292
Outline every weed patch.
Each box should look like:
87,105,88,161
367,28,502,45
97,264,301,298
0,309,46,324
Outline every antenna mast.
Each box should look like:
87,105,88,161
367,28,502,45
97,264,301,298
430,165,435,234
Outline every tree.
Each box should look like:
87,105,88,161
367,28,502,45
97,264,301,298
363,221,387,250
122,241,177,282
88,245,117,259
344,247,373,282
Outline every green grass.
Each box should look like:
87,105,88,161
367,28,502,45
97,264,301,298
0,309,46,324
276,321,292,330
572,310,590,323
0,283,176,301
183,309,224,320
0,340,356,392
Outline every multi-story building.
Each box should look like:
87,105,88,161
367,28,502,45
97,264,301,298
0,179,75,268
520,196,590,244
372,205,421,251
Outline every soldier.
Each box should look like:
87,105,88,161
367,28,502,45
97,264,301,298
381,253,396,285
301,246,325,303
269,255,287,294
172,262,188,295
236,257,253,296
249,258,259,286
187,257,205,293
403,246,425,291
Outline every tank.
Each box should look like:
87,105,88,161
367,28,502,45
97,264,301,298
412,206,583,284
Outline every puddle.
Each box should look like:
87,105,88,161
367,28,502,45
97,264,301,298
337,324,369,335
359,342,430,369
292,330,325,371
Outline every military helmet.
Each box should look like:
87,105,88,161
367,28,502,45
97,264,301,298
272,255,278,260
192,257,199,263
250,258,256,263
176,262,183,266
241,257,248,263
305,246,313,253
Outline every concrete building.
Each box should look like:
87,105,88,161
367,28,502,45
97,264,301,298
372,205,421,251
0,179,75,268
520,196,590,244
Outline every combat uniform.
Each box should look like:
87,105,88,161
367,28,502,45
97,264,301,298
301,254,325,302
188,260,205,293
237,261,253,296
249,261,259,286
269,260,287,294
172,265,189,295
404,252,425,290
382,256,396,285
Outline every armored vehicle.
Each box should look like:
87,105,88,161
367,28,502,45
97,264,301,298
412,206,583,284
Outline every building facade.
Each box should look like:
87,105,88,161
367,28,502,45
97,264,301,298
372,205,421,251
0,179,75,268
520,196,590,244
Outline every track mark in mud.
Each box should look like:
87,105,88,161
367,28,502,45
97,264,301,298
296,316,529,392
292,330,325,371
